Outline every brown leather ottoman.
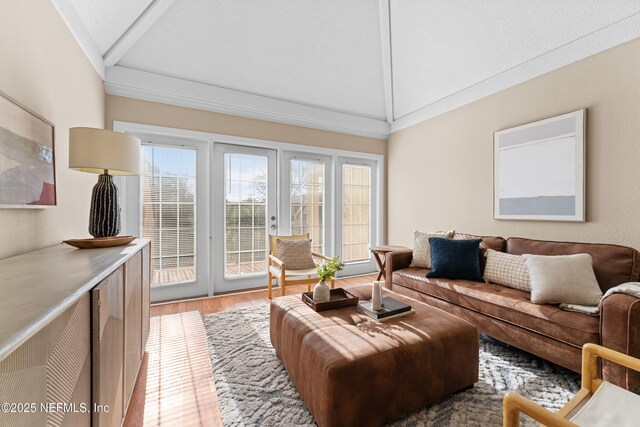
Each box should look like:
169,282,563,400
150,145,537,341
270,284,479,427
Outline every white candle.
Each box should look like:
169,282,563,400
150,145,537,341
372,281,383,310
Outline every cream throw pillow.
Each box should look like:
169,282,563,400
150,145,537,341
522,253,603,305
276,239,316,270
410,230,455,269
484,249,531,292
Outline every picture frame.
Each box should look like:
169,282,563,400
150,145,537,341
0,91,56,208
494,109,585,222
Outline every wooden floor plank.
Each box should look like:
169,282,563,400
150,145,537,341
125,274,376,426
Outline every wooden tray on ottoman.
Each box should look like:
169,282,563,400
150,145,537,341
301,288,359,311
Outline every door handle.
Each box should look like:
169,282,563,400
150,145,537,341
270,225,276,230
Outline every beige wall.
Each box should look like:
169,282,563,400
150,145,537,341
0,0,105,259
105,95,386,155
388,37,640,249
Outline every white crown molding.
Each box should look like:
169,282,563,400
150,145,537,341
50,0,105,80
391,12,640,133
103,0,177,67
105,66,390,139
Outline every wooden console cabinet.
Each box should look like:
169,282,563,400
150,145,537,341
0,239,150,427
123,249,143,414
92,266,125,427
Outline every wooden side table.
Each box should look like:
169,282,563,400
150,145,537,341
369,245,411,281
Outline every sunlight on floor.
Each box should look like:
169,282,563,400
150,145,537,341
131,273,377,426
137,312,219,427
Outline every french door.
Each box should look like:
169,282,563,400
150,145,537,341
336,157,377,276
280,153,377,277
131,135,379,300
213,144,277,293
213,147,377,293
136,139,210,303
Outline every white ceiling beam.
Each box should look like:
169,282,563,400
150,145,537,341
103,0,177,67
50,0,105,79
378,0,394,124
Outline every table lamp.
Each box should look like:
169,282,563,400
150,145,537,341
69,127,141,239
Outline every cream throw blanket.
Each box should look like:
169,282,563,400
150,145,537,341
559,303,600,316
559,282,640,316
602,281,640,299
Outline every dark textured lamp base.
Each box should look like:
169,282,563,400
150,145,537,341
89,174,121,238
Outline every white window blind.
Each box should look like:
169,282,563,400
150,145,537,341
224,153,268,277
142,145,197,286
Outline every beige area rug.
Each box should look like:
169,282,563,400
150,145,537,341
204,304,581,426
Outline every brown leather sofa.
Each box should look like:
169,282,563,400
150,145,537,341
384,233,640,390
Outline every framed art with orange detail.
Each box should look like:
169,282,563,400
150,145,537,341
0,91,56,208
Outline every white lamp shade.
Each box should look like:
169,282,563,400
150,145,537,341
69,127,141,175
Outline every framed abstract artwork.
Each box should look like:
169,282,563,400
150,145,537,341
494,109,585,221
0,91,56,208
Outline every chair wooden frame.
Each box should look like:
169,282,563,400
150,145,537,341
267,234,335,299
503,343,640,427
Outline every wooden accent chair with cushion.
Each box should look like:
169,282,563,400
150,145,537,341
503,343,640,426
268,234,334,299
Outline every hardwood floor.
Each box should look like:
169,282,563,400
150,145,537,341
123,273,377,426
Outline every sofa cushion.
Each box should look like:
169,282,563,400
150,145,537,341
454,233,506,252
392,268,599,347
427,238,484,282
523,253,602,305
454,233,506,273
506,237,640,292
409,230,455,268
484,249,531,292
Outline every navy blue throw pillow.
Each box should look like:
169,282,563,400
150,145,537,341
426,238,485,282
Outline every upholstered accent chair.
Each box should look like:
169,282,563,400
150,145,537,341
267,234,334,299
503,343,640,426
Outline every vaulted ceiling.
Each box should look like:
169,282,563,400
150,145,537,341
53,0,640,138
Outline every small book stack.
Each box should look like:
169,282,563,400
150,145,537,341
357,297,414,321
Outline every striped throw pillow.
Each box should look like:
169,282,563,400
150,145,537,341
484,249,531,292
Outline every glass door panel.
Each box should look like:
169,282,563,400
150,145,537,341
224,153,268,277
213,144,276,293
142,145,197,286
281,152,333,258
342,164,371,262
290,158,325,254
336,158,377,276
136,138,209,303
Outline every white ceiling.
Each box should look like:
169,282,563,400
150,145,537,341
118,0,387,120
52,0,640,138
391,0,640,119
69,0,153,55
